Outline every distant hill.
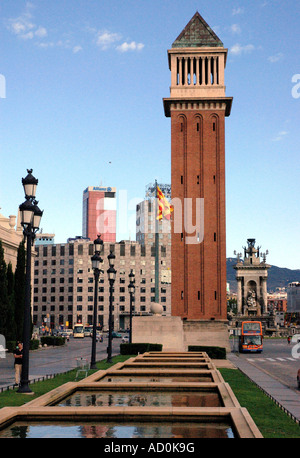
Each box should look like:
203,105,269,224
226,258,300,293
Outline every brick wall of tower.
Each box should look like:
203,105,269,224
171,108,227,320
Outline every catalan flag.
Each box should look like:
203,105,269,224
157,186,173,220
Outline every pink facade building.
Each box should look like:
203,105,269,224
82,186,116,242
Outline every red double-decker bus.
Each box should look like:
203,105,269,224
239,321,263,353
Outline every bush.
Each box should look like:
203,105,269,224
6,341,16,353
40,336,65,347
188,345,226,359
30,339,40,350
120,343,163,355
6,339,40,352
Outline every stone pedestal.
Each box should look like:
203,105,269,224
132,316,230,352
182,320,230,352
132,316,185,351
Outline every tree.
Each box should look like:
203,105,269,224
6,262,16,341
0,240,9,337
14,241,26,341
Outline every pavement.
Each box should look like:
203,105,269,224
0,339,120,390
226,352,300,424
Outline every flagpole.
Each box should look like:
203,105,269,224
155,180,159,303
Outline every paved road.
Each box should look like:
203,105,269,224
232,338,300,392
0,336,123,388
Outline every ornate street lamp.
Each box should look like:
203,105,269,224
90,235,103,369
128,269,135,344
107,250,116,363
18,170,43,393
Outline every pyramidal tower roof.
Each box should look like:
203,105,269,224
172,11,223,48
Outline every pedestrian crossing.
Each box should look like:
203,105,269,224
246,356,298,363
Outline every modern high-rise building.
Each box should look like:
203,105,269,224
163,12,233,321
82,186,116,243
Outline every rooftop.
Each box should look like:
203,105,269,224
172,11,223,48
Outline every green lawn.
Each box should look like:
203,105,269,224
220,368,300,438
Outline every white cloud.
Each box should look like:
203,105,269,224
96,31,121,50
7,5,47,41
35,26,47,38
268,52,284,63
73,45,83,54
116,41,144,52
230,43,255,55
232,7,244,16
272,130,288,142
230,24,241,34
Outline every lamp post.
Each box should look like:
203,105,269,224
128,269,135,344
90,235,103,369
18,169,43,393
107,250,116,363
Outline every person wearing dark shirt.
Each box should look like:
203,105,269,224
13,342,23,386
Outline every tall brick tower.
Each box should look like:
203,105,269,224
163,12,233,334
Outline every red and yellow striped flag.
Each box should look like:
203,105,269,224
157,186,173,220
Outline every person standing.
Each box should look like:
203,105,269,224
13,342,23,386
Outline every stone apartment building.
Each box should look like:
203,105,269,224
33,235,171,331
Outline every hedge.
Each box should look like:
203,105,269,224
120,343,163,355
40,336,65,347
6,339,40,352
188,345,226,359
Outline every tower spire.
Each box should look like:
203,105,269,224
172,11,223,48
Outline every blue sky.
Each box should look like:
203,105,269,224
0,0,299,269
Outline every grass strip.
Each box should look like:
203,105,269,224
220,368,300,438
0,355,134,409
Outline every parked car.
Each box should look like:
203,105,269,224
112,331,122,338
60,331,70,341
122,335,129,343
